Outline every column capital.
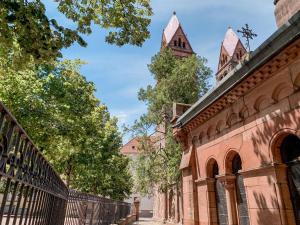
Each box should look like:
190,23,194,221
216,174,236,190
195,177,215,185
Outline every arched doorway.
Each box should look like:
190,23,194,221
280,134,300,225
232,154,250,225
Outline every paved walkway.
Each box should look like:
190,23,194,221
132,218,164,225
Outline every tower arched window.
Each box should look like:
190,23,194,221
183,42,186,48
178,38,182,47
222,55,227,64
174,40,177,46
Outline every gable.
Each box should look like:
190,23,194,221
164,25,194,56
232,40,247,61
164,14,180,45
218,44,230,71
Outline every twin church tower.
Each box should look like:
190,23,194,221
161,12,247,82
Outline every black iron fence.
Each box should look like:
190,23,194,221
64,190,131,225
0,103,68,225
0,102,132,225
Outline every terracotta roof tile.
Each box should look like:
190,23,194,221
163,14,180,45
223,28,240,56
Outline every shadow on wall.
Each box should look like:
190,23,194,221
253,192,282,225
251,108,298,159
250,95,300,225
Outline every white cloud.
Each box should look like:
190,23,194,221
111,105,147,126
152,0,273,20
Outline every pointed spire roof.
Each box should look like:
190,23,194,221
163,12,180,45
222,27,240,56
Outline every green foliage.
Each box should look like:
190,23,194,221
0,0,152,201
138,48,212,125
134,129,182,194
0,55,132,200
0,0,152,65
130,48,212,194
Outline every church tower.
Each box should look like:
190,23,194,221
161,12,194,57
216,27,247,82
275,0,300,27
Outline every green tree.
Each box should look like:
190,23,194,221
0,56,132,200
0,0,152,65
0,0,152,200
129,48,212,194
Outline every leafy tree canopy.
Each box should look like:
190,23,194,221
0,0,153,199
0,53,132,200
0,0,152,65
128,48,212,194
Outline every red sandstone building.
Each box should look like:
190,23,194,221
172,1,300,225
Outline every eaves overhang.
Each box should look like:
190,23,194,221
174,11,300,129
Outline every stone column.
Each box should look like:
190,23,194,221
219,175,238,225
206,178,218,225
274,163,291,225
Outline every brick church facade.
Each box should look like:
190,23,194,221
171,1,300,225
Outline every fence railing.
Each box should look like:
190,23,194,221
64,190,131,225
0,102,132,225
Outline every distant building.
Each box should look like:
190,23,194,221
120,137,154,218
216,27,247,82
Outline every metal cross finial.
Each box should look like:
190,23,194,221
237,24,257,52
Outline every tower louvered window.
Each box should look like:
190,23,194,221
178,38,182,47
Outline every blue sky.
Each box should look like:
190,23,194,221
45,1,277,143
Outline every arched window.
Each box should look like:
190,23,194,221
182,42,186,48
174,40,177,46
207,160,228,225
178,38,182,47
232,154,250,225
215,163,228,225
280,134,300,225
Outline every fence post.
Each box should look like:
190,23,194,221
133,197,140,221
